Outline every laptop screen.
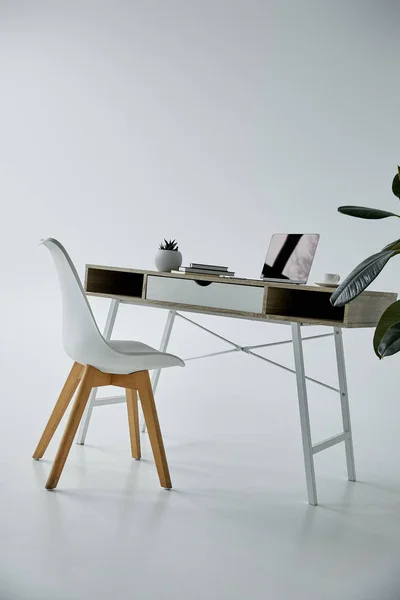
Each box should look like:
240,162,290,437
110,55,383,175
261,234,320,282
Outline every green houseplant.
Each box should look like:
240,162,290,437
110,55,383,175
330,167,400,358
155,239,182,272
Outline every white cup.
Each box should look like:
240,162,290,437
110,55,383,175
320,273,340,284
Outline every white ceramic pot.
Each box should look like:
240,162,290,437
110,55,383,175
155,249,182,272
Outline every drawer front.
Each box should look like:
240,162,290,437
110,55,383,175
146,276,264,313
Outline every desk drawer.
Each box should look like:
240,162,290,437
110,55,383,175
146,276,264,313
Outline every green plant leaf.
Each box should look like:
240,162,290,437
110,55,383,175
330,249,400,306
392,168,400,199
338,206,400,219
382,238,400,251
378,322,400,357
373,300,400,357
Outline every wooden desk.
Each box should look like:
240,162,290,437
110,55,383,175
81,265,396,505
85,265,395,328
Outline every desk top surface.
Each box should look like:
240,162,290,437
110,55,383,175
85,264,395,296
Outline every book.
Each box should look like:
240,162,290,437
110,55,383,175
190,263,228,271
180,267,235,276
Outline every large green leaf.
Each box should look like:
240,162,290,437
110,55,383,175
330,249,400,307
338,206,400,219
373,300,400,357
382,238,400,251
392,168,400,199
378,323,400,357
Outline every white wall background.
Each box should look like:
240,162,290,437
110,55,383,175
1,0,400,460
3,3,400,599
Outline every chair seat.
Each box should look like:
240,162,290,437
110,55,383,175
109,339,161,355
85,339,184,374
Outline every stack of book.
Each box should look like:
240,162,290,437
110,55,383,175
179,263,235,277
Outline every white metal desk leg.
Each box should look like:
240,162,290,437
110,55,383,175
76,299,120,445
141,310,176,433
291,322,318,505
334,328,356,482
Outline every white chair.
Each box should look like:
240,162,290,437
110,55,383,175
33,238,184,491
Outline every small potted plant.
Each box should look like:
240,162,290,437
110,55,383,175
155,239,182,272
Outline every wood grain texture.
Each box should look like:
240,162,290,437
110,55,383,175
45,365,97,490
92,371,112,387
38,366,173,490
126,388,141,459
344,293,396,327
142,273,148,298
84,265,397,328
111,373,140,389
136,371,172,489
33,362,84,460
86,265,396,295
262,286,269,314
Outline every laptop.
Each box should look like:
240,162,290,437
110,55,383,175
261,233,320,284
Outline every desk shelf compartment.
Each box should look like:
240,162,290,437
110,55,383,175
265,287,345,324
86,268,144,299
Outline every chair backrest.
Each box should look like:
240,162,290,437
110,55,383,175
42,238,108,363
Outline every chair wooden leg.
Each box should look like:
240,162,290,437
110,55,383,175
126,388,141,459
45,366,96,490
136,371,172,489
33,362,83,460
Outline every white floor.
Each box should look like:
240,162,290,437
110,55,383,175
2,292,400,600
